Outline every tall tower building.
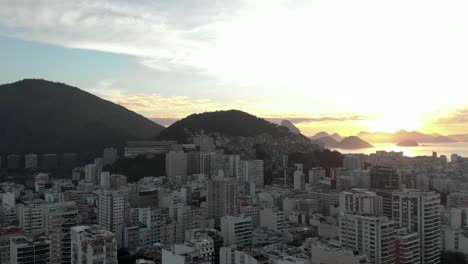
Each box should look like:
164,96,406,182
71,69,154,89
293,164,305,190
238,160,264,192
98,191,128,234
207,177,239,226
339,214,396,264
392,190,442,264
339,189,395,264
44,202,78,264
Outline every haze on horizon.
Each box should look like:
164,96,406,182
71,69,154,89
1,0,468,136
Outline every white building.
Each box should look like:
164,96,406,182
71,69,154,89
70,225,117,264
259,207,285,233
339,189,382,216
340,214,395,264
392,190,442,264
221,215,252,249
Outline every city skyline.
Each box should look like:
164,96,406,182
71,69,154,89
1,0,468,136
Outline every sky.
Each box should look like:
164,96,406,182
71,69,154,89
1,0,468,136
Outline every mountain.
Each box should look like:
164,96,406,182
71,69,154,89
310,132,330,140
433,136,457,143
311,135,372,149
449,134,468,142
157,110,298,142
338,136,373,149
396,140,419,147
311,136,339,148
330,133,343,142
358,130,460,143
280,119,301,134
0,79,164,159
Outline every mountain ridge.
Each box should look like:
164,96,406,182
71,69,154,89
0,79,164,159
314,129,468,143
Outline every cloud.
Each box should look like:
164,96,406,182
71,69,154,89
435,108,468,124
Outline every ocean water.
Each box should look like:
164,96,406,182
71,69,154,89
332,142,468,160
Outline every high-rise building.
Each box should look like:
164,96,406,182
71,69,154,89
84,164,97,183
370,166,399,189
17,201,45,234
44,202,78,264
293,164,305,190
395,228,420,264
207,177,239,226
100,172,111,190
94,158,104,184
308,168,325,187
199,152,216,177
220,215,252,249
10,234,51,264
110,174,127,190
339,188,382,216
343,154,365,170
98,191,128,234
61,191,86,224
238,160,264,188
339,214,396,264
447,191,468,208
131,206,161,245
392,190,442,264
187,152,200,175
71,225,117,264
166,150,188,178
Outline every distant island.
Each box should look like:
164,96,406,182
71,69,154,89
397,140,419,147
311,135,373,149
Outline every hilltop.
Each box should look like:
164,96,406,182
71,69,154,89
0,79,163,159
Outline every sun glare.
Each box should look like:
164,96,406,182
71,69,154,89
365,111,423,133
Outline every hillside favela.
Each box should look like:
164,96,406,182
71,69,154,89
1,1,468,264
